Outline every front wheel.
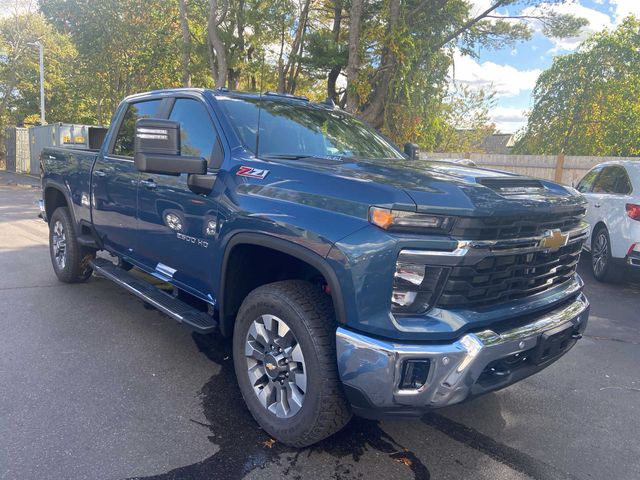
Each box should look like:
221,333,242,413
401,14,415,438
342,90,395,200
232,280,351,447
49,207,95,283
591,226,622,283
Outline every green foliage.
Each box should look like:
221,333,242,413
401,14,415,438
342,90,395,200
516,16,640,156
0,0,588,155
435,84,497,152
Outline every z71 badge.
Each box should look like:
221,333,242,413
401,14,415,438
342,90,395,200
236,166,269,179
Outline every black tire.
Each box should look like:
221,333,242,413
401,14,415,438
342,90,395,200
232,280,351,447
48,207,95,283
591,226,622,283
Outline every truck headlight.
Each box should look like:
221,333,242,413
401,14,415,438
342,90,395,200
369,207,454,233
391,261,448,314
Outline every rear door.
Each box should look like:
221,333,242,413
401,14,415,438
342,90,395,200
590,165,634,258
136,96,224,300
92,98,163,258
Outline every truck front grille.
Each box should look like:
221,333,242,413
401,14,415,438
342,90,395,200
449,208,585,241
436,240,583,309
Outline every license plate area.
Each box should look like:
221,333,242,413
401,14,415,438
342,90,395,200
533,322,576,365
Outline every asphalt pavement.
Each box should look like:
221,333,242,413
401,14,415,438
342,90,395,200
0,175,638,480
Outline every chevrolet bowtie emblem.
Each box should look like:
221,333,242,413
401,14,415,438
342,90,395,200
265,362,277,371
539,229,569,251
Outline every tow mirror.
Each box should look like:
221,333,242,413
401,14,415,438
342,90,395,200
134,118,206,176
404,143,420,160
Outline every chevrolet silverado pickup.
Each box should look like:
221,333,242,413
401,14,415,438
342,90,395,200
40,88,590,447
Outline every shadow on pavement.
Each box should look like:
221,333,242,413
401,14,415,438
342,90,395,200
129,332,431,480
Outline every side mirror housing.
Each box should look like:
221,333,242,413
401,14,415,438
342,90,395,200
404,142,420,160
134,118,207,175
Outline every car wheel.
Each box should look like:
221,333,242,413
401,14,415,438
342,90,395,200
232,280,351,447
49,207,95,283
591,226,621,283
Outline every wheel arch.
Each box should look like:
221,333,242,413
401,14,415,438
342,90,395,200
591,220,608,245
218,233,346,337
43,182,74,225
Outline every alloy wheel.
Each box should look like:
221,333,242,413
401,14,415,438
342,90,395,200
244,314,307,418
52,220,67,270
592,231,608,277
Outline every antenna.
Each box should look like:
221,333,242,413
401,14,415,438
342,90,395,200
255,55,266,157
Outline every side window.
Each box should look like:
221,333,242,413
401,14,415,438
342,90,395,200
616,168,632,195
112,99,163,157
592,166,623,194
169,98,220,166
576,166,602,193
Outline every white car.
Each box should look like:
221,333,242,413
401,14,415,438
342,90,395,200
576,160,640,282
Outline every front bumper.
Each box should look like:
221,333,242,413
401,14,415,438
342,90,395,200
336,292,589,417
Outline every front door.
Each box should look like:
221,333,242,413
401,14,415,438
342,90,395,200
136,97,223,301
92,99,164,259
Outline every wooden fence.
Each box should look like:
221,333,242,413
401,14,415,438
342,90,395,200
421,152,639,186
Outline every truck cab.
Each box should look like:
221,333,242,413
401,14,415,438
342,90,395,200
41,88,590,447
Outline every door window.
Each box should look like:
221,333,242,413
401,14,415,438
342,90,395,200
169,98,220,166
576,166,602,193
592,166,629,194
616,168,633,194
112,99,163,157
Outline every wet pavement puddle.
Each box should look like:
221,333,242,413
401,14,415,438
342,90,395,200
129,333,430,480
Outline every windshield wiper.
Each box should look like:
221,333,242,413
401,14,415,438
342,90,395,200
260,153,345,161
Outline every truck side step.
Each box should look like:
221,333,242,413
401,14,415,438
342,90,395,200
90,258,217,334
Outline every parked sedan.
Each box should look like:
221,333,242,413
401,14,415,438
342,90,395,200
576,161,640,282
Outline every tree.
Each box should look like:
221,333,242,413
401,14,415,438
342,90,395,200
178,0,192,87
40,0,184,124
516,16,640,156
435,83,497,153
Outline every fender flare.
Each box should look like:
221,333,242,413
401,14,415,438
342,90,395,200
42,180,79,231
218,232,347,336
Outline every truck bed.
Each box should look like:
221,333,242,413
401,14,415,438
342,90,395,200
40,146,98,230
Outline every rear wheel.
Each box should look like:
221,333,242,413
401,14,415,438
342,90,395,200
49,207,95,283
591,226,622,283
232,280,351,447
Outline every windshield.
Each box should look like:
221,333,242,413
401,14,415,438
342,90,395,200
217,95,404,160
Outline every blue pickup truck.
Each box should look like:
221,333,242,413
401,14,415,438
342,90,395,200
40,88,590,446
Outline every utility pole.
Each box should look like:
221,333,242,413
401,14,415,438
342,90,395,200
27,41,45,124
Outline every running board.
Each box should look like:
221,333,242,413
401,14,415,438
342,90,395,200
90,258,217,334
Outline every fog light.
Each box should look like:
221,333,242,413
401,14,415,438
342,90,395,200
400,359,431,389
392,290,418,307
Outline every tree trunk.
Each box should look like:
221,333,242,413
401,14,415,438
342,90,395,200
359,0,400,128
208,0,228,88
178,0,191,87
283,0,311,94
277,21,286,92
327,0,343,102
345,0,363,112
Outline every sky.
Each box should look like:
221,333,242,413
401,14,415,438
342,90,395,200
454,0,640,133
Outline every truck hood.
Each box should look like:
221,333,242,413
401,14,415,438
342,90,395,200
275,157,585,217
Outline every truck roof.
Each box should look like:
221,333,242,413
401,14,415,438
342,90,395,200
123,87,336,109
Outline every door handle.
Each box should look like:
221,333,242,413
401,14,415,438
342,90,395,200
94,169,107,177
140,179,157,190
594,203,600,208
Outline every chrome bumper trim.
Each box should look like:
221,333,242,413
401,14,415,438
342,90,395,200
336,293,589,409
38,199,47,222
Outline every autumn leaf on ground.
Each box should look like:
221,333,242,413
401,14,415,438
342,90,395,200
394,456,413,467
262,438,276,449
